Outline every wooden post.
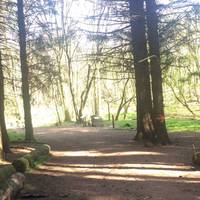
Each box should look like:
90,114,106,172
112,115,115,129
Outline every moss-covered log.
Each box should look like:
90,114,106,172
12,144,50,172
12,157,29,173
0,165,16,183
0,173,25,200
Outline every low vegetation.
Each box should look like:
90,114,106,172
104,113,200,133
8,132,25,142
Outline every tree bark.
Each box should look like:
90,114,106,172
0,130,4,160
17,0,34,141
129,0,155,143
0,52,10,153
146,0,170,144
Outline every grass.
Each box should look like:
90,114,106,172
103,113,136,129
166,118,200,132
8,131,25,142
104,119,136,129
103,113,200,133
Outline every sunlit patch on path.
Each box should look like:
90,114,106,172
52,150,164,157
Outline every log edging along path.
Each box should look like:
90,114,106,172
0,143,50,200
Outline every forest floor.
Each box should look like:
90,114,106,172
15,127,200,200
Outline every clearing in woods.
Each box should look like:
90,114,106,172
16,127,200,200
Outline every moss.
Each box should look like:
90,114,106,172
36,144,51,155
34,155,50,167
12,158,29,173
12,144,50,172
23,153,36,168
0,165,16,183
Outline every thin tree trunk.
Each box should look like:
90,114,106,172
107,102,111,121
167,81,195,116
0,52,10,153
123,100,131,120
17,0,34,141
146,0,170,144
54,98,62,126
129,0,155,143
96,67,101,116
57,72,71,122
115,79,129,121
94,76,98,116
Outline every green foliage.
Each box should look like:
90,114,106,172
33,155,50,168
24,153,50,168
8,131,25,142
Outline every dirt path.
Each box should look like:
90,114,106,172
16,127,200,200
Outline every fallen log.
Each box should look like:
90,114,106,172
0,173,25,200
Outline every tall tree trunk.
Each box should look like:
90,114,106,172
68,58,79,121
129,0,155,143
78,69,94,122
146,0,170,144
17,0,34,141
0,52,10,153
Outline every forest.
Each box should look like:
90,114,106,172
0,0,200,199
